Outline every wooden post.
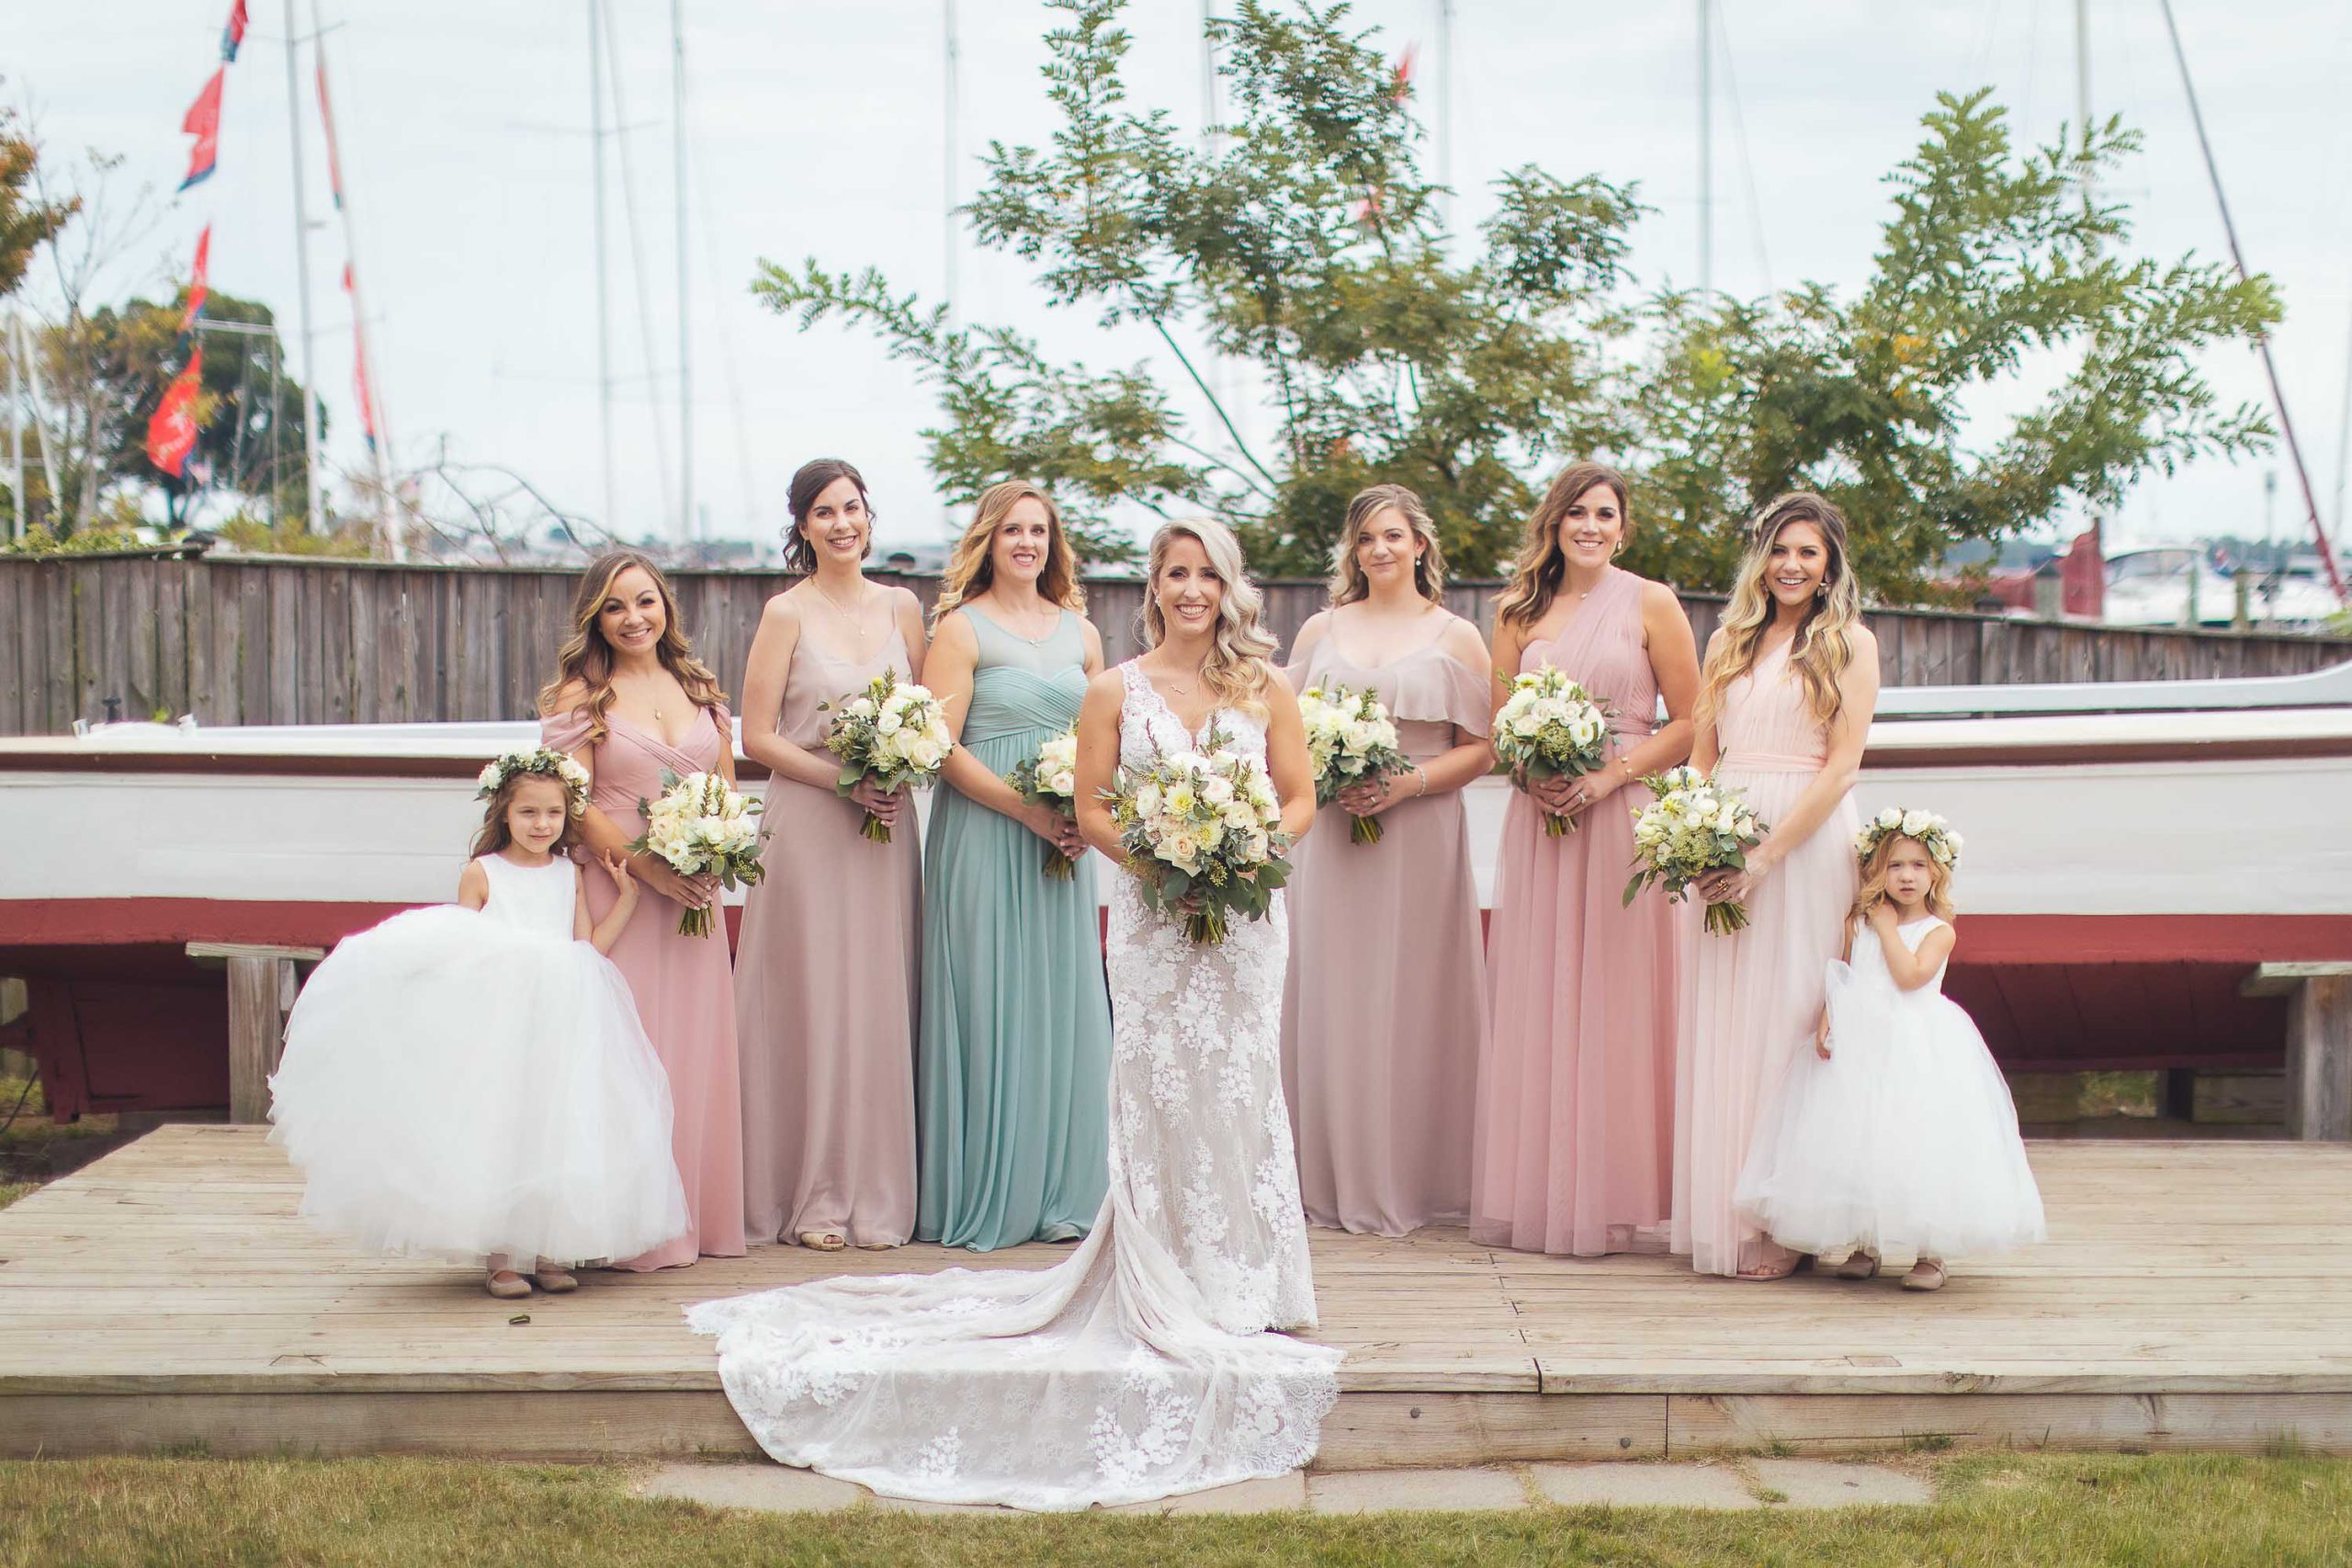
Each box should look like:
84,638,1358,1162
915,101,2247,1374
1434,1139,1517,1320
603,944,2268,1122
2242,964,2352,1141
187,943,325,1124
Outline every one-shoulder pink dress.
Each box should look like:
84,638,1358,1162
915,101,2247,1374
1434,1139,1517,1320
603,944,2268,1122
541,702,747,1269
732,626,922,1249
1281,621,1490,1236
1670,637,1861,1277
1472,567,1679,1257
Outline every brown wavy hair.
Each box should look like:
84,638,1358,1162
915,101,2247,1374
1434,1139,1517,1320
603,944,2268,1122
1493,462,1632,631
1695,492,1862,734
1140,517,1280,718
1850,831,1957,931
933,479,1086,622
469,771,582,859
1329,483,1446,606
537,550,727,744
782,457,875,575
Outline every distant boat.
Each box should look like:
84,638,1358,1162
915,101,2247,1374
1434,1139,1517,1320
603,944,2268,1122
2102,547,2345,631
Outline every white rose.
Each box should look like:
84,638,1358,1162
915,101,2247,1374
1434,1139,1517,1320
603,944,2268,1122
1048,769,1077,797
1202,775,1234,806
1901,808,1932,837
1877,807,1903,829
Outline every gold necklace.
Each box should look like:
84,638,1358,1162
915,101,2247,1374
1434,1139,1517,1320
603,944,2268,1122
813,578,871,619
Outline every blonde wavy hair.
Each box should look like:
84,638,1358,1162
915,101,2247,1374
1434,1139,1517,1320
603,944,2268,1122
1494,461,1632,630
1695,492,1862,734
933,479,1086,623
1329,483,1447,606
1141,517,1279,717
537,549,727,744
1850,831,1958,931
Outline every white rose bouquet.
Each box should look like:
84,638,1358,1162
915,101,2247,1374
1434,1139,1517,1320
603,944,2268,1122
1106,734,1292,945
1490,664,1615,837
1623,764,1769,937
629,769,765,938
1007,728,1083,880
821,669,955,843
1296,682,1412,846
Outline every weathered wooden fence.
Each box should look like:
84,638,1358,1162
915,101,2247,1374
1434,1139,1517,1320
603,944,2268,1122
3,552,2346,736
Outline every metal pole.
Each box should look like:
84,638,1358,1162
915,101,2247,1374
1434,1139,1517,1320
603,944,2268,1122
20,312,61,526
1436,0,1453,222
284,1,324,536
591,0,616,536
672,0,692,549
6,312,22,541
943,0,960,533
1697,0,1713,296
2157,0,2345,604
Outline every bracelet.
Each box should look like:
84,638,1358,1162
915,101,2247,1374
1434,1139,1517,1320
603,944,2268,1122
1413,765,1429,797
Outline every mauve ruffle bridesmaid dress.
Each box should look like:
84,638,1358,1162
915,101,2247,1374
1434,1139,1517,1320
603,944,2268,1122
542,703,746,1269
1670,636,1861,1277
1471,567,1679,1257
1280,621,1489,1236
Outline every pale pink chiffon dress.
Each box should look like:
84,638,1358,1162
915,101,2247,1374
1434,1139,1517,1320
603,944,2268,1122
1670,637,1861,1277
1280,622,1489,1235
541,702,747,1269
1471,567,1678,1256
733,626,922,1248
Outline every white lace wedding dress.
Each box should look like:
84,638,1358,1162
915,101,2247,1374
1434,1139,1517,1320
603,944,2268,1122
687,662,1341,1510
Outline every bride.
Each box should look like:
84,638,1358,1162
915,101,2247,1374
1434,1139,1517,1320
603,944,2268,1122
689,517,1342,1510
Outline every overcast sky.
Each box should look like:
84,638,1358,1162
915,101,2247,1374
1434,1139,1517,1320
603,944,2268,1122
12,0,2352,558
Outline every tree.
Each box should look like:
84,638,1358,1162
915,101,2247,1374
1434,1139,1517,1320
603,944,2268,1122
0,103,76,299
759,0,1638,572
758,3,2278,598
1624,90,2278,600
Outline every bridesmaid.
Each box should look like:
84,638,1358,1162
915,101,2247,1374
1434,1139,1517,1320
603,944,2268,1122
1473,463,1699,1257
1673,491,1880,1279
1281,484,1493,1236
733,458,929,1252
916,480,1114,1251
540,550,746,1269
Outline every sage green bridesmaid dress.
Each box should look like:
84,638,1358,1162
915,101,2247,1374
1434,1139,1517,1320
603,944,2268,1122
916,606,1113,1250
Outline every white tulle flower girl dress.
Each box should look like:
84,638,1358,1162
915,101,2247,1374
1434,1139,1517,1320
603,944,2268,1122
268,851,690,1272
1736,912,2046,1273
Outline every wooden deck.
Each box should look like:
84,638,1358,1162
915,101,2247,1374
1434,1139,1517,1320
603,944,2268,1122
7,1126,2352,1466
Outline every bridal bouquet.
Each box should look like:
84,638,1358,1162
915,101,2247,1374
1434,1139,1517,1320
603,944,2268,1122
1297,683,1411,846
1490,664,1614,836
1007,728,1082,880
1108,736,1291,945
821,669,954,843
1623,765,1768,937
631,769,765,938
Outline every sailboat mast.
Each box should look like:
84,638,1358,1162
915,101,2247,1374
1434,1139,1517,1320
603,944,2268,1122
1697,0,1712,295
284,0,323,535
673,0,693,547
591,0,616,536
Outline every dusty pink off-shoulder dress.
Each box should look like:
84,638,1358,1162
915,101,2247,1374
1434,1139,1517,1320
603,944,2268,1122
542,702,747,1269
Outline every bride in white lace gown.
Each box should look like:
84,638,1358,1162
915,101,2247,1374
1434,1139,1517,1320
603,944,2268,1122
689,518,1341,1510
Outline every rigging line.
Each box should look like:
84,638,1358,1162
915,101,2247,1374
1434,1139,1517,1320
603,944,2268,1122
2156,0,2346,601
601,0,678,540
684,118,759,543
1711,0,1773,296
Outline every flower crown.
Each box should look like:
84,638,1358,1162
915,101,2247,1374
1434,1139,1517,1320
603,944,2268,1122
1856,806,1962,869
475,747,594,818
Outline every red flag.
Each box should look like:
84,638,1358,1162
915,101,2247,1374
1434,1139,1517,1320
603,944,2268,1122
220,0,249,62
344,265,379,453
179,69,225,191
1391,44,1418,102
179,226,212,333
146,348,206,478
316,57,346,209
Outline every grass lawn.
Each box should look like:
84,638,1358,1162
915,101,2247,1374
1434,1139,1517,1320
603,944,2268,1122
2,1452,2348,1566
0,1073,121,1208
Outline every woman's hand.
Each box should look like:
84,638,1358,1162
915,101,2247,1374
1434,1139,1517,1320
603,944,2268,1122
1554,766,1625,822
1696,851,1771,908
849,777,904,828
1518,767,1577,818
1026,805,1086,860
636,856,716,910
1337,768,1416,819
1815,1011,1833,1060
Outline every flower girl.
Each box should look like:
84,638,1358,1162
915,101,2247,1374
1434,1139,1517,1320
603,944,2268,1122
268,749,691,1298
1734,809,2044,1291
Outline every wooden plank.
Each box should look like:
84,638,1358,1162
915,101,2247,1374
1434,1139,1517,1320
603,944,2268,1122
221,955,290,1124
0,565,24,735
1666,1391,2352,1455
322,565,353,723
